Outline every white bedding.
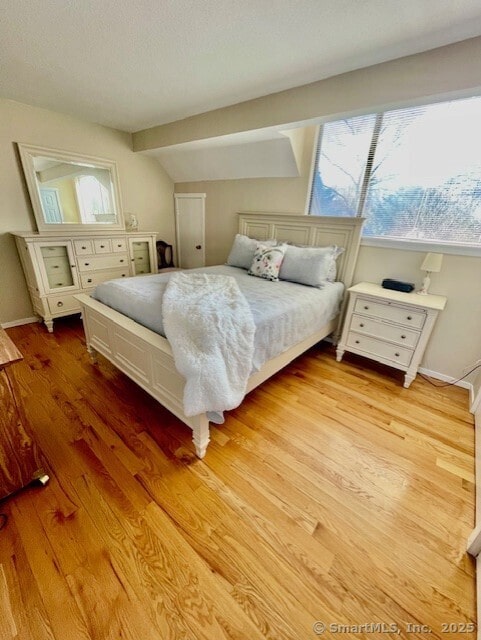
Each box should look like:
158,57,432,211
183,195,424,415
93,265,344,372
162,272,255,423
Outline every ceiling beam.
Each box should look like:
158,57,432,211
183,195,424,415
133,36,481,152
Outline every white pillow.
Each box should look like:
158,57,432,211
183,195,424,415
248,243,287,281
227,234,276,270
279,245,342,287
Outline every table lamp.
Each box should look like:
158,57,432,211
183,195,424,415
417,252,443,295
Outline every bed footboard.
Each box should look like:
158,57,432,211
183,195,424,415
76,294,210,458
76,293,337,459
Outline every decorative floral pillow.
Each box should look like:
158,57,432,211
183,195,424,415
248,243,287,281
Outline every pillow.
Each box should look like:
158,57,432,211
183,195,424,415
248,243,287,281
227,234,276,270
326,246,345,282
279,244,343,287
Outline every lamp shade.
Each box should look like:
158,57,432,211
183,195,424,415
421,252,443,273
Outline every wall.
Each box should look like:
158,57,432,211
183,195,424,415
0,98,174,324
175,126,481,382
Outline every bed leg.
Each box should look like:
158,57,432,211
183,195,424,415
192,416,210,459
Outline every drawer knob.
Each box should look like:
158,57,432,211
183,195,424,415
359,323,364,328
395,352,400,357
120,259,124,263
84,262,90,266
82,246,86,250
407,316,412,320
56,283,63,286
87,278,92,283
57,301,64,307
121,274,126,277
100,245,105,248
117,244,122,247
401,335,406,339
355,340,360,344
363,305,369,310
53,265,59,269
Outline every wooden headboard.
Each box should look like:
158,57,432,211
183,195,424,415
238,212,364,289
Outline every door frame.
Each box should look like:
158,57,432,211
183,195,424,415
174,193,206,269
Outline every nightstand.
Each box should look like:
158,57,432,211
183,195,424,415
336,282,447,388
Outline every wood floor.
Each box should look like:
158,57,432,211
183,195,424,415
0,317,476,640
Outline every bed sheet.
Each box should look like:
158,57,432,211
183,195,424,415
93,265,344,371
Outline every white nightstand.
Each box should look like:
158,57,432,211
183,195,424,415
336,282,447,388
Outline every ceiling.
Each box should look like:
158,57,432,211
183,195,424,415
2,0,481,133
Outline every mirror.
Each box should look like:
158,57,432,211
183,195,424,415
18,143,125,233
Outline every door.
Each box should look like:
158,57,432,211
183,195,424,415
40,188,63,223
174,193,205,269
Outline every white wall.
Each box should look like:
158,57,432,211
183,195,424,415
0,99,174,324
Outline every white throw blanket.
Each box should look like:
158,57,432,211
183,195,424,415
162,272,256,423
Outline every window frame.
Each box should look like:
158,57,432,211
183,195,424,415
305,101,481,256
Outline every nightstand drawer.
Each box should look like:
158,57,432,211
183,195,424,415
354,298,426,329
347,333,413,367
350,314,420,348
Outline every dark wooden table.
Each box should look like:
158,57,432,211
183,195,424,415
0,327,48,501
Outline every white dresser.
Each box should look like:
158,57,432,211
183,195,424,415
13,231,158,332
336,282,447,388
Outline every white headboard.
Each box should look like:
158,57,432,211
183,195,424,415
238,212,364,289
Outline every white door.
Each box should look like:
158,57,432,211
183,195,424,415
40,188,63,223
174,193,205,269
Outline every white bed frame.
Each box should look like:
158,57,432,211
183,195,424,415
76,213,363,458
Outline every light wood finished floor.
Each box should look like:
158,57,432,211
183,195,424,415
0,318,476,640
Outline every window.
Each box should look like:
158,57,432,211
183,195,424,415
75,175,112,224
308,96,481,247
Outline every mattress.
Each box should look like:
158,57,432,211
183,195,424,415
93,265,344,371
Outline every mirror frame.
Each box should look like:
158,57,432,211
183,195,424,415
18,143,125,234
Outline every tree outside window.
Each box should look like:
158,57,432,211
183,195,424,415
309,96,481,245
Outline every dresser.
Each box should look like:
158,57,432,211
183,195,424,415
13,231,158,332
336,282,447,388
0,328,48,500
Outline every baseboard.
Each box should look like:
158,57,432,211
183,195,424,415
1,316,39,329
418,366,473,393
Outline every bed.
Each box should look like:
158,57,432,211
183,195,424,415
76,212,363,458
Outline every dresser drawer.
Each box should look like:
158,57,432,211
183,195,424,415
93,239,112,254
347,332,413,367
74,240,94,255
80,269,129,288
77,254,129,272
47,294,80,315
40,245,69,258
112,239,127,253
354,297,426,329
43,256,71,274
349,314,420,348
